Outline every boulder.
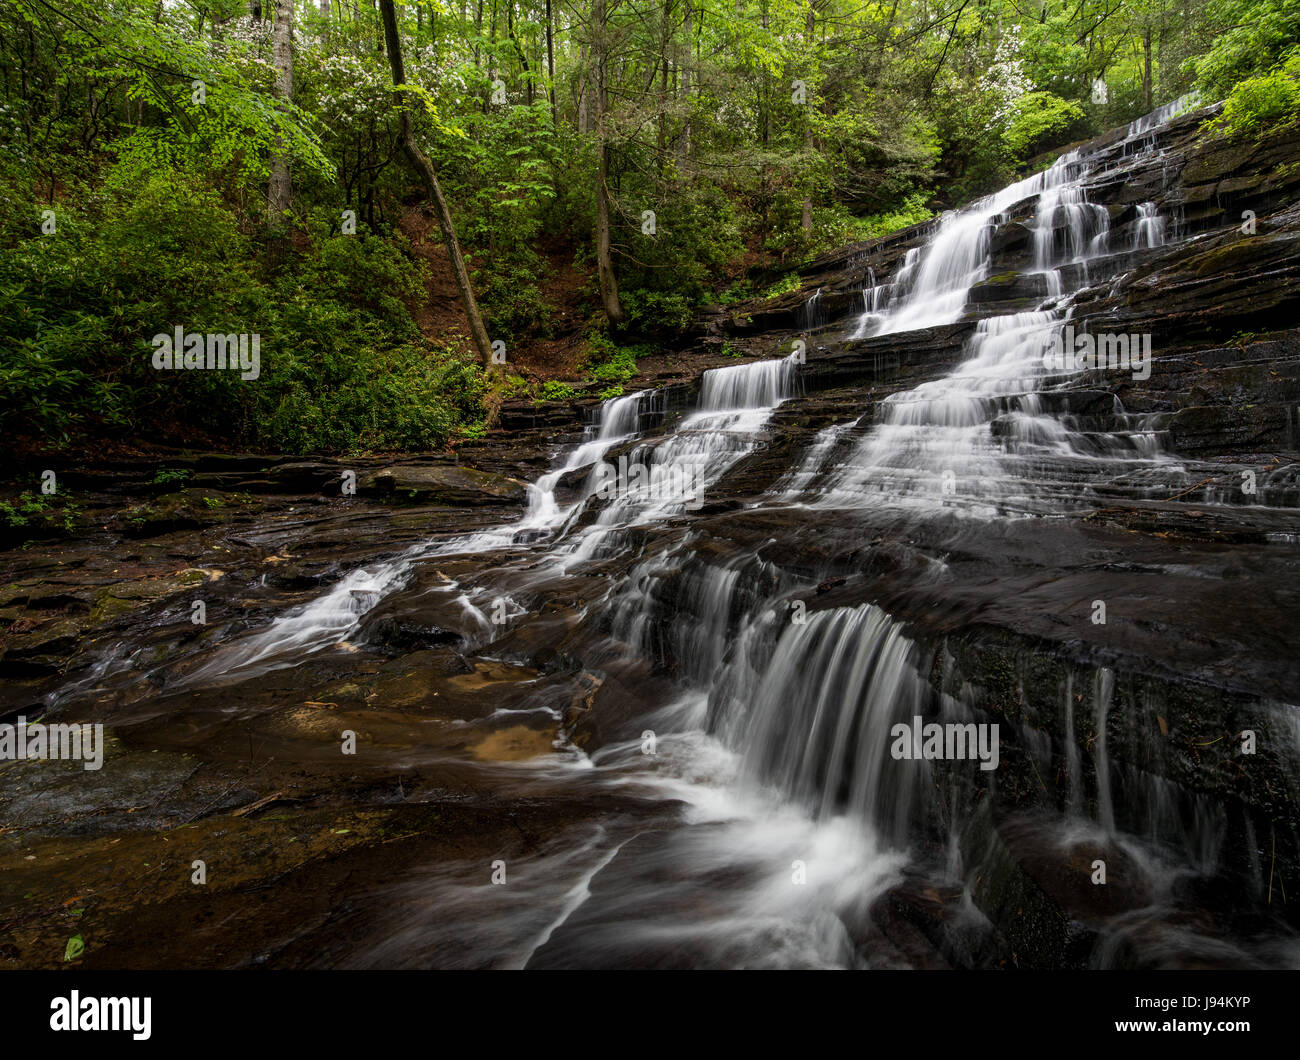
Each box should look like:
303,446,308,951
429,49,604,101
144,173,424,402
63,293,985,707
358,464,529,506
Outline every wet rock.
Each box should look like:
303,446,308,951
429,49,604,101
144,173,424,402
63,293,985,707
359,464,529,506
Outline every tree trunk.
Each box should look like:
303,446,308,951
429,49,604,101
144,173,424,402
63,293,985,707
267,0,294,223
657,0,671,168
759,0,769,144
677,0,691,161
800,0,814,237
593,0,623,324
577,44,591,133
379,0,495,367
546,0,557,126
507,4,531,104
1142,28,1153,110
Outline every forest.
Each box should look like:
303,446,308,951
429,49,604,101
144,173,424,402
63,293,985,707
2,0,1297,456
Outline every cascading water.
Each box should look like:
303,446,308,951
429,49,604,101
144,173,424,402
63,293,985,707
562,354,799,563
788,107,1193,516
867,150,1094,337
1132,202,1166,249
848,268,891,339
184,355,797,684
800,287,824,331
181,388,664,685
710,604,928,836
104,96,1294,970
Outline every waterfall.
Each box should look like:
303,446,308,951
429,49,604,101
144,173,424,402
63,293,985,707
1132,202,1166,249
849,268,891,340
180,388,666,685
801,103,1197,516
699,354,799,410
710,604,929,841
560,354,799,563
867,152,1086,337
1094,668,1116,836
800,288,824,332
119,96,1285,970
523,389,660,527
1063,673,1083,817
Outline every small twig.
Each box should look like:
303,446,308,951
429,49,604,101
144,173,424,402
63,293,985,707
1165,477,1215,503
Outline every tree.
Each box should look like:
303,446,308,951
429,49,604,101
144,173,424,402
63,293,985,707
592,0,624,324
378,0,495,367
267,0,295,222
801,0,815,236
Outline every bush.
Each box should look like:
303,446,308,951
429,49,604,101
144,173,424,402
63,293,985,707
0,173,486,453
1192,0,1300,98
582,334,651,384
0,490,79,536
859,193,935,240
1214,50,1300,136
540,380,581,402
1003,92,1089,162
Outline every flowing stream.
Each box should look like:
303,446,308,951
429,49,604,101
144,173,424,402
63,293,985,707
104,97,1299,968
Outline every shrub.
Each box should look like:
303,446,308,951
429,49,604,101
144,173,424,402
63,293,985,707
0,171,486,453
540,380,581,401
1214,50,1300,137
1004,92,1089,161
582,334,651,384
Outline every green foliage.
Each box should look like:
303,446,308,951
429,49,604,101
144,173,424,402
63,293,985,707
1191,0,1300,97
1004,93,1090,161
3,0,1289,459
0,170,484,452
500,373,532,399
762,274,801,300
540,380,581,402
0,491,79,535
859,194,934,240
64,935,84,963
443,99,559,338
256,333,485,454
613,180,745,331
1213,50,1300,136
582,334,652,384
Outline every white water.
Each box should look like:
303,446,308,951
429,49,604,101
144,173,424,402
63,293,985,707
867,152,1086,336
185,353,798,684
135,96,1287,969
561,354,799,564
183,389,660,683
788,106,1188,516
1133,202,1166,249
